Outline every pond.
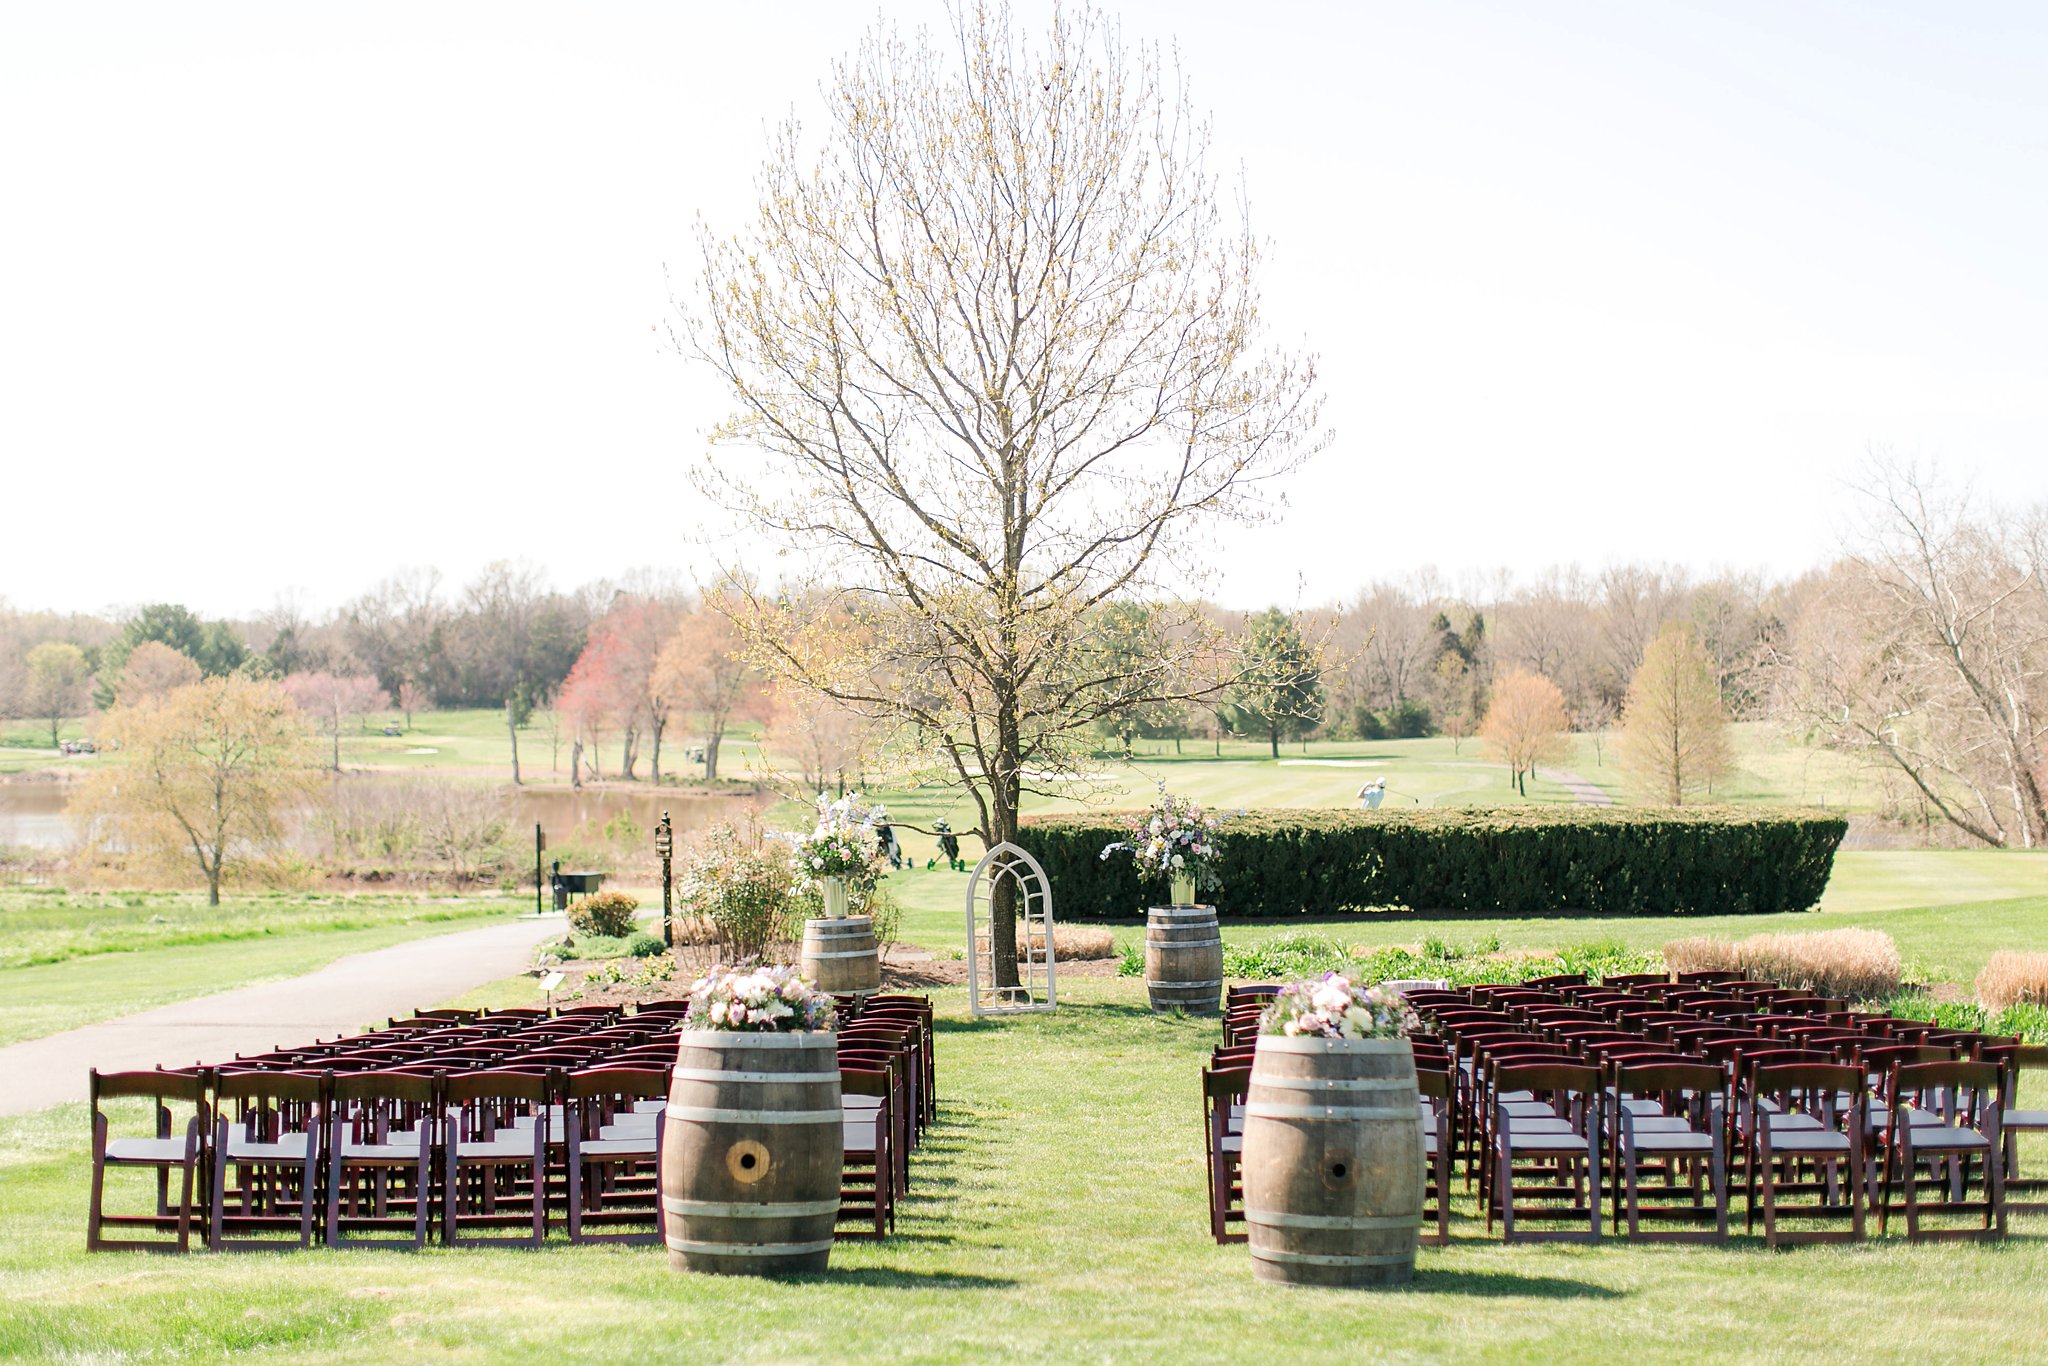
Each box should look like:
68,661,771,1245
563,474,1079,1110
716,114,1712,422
0,778,769,852
0,781,71,850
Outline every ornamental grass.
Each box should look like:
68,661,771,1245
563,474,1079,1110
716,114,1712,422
1662,927,1902,1001
1975,950,2048,1010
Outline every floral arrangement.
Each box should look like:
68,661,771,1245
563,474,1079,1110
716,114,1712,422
685,963,836,1033
786,791,884,895
1098,782,1230,893
1259,972,1416,1040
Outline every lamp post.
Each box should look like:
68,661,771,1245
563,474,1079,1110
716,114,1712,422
655,810,675,947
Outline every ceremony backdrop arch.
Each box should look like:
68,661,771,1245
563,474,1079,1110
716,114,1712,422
964,842,1058,1017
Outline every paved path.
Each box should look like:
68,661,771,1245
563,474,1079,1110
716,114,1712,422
1538,766,1617,806
0,914,567,1117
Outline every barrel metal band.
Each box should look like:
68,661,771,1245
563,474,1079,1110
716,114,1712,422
661,1196,841,1219
664,1104,843,1125
1251,1076,1414,1093
1145,978,1224,990
1247,1209,1421,1230
1251,1246,1415,1267
665,1235,837,1257
1244,1101,1405,1120
671,1067,834,1085
1146,937,1223,950
803,949,879,960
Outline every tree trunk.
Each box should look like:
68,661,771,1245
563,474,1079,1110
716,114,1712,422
1268,720,1280,759
48,715,59,747
620,727,639,781
331,727,341,774
508,711,522,785
989,697,1024,989
705,720,724,779
568,737,582,789
649,715,664,784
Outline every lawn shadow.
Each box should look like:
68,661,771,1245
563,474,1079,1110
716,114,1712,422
1418,1269,1624,1300
814,1267,1018,1291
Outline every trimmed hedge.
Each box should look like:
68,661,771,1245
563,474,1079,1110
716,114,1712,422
1017,806,1847,919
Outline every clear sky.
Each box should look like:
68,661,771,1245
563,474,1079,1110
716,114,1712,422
3,1,2043,618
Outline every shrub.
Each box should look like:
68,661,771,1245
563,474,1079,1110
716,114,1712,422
1976,951,2048,1010
569,889,641,939
1221,933,1665,988
626,931,668,958
680,824,796,962
862,882,904,953
1018,806,1846,919
1023,925,1116,960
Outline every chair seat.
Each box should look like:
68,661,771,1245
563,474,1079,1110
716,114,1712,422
1760,1130,1850,1155
1624,1129,1715,1154
104,1137,194,1164
338,1139,427,1161
577,1137,656,1159
455,1133,541,1159
1506,1132,1593,1154
1901,1128,1992,1153
598,1117,659,1140
2003,1108,2048,1130
223,1134,315,1162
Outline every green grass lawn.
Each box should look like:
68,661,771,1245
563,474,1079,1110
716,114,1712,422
875,849,2048,990
0,891,527,1047
2,978,2041,1363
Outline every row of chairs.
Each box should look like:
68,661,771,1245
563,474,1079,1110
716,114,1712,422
86,993,938,1253
1202,975,2046,1247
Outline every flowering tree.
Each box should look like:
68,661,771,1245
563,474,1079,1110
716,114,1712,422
683,3,1325,987
115,641,202,706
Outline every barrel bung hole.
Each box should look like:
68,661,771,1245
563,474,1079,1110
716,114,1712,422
726,1138,772,1184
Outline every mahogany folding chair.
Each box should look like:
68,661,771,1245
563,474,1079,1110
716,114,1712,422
326,1072,438,1249
1607,1062,1728,1242
1486,1062,1603,1243
443,1071,552,1248
1745,1063,1867,1247
87,1069,210,1253
1417,1066,1453,1246
1986,1043,2048,1214
563,1067,667,1244
839,1067,896,1238
1202,1066,1249,1244
209,1070,324,1251
1877,1061,2006,1241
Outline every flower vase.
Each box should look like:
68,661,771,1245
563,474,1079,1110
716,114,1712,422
821,876,850,919
1170,872,1196,907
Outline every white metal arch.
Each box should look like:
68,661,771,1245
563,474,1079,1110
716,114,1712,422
964,841,1058,1017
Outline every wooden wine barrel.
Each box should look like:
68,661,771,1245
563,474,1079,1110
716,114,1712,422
800,916,882,997
1241,1034,1423,1288
660,1029,843,1275
1144,905,1223,1014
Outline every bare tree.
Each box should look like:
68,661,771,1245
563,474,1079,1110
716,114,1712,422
282,671,391,772
681,3,1324,987
1778,462,2047,847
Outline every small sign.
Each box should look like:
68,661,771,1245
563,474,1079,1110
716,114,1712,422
538,971,565,994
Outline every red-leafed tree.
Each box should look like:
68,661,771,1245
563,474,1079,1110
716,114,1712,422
281,670,390,772
555,649,618,788
559,596,686,782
